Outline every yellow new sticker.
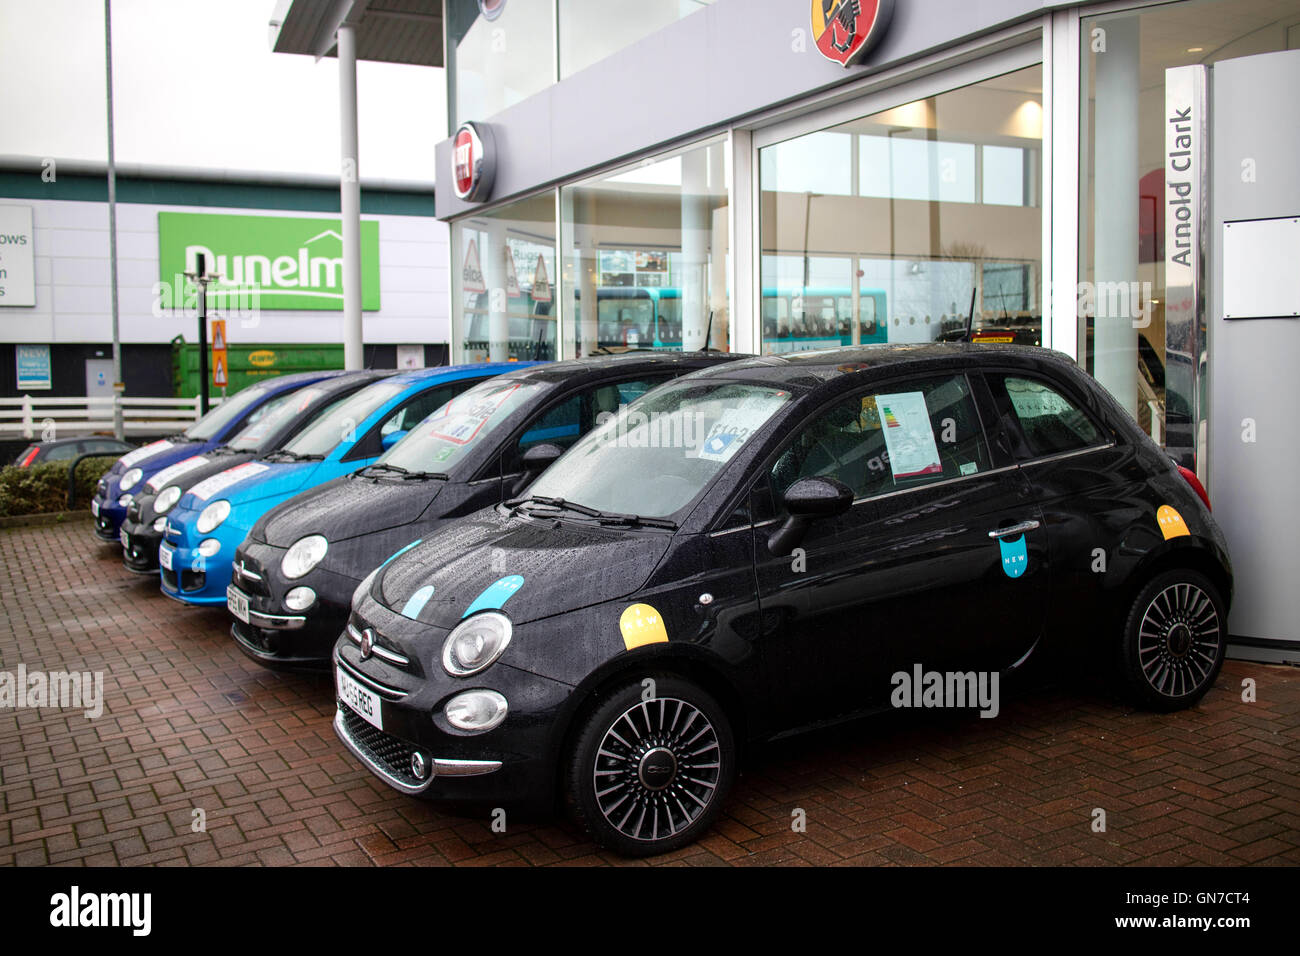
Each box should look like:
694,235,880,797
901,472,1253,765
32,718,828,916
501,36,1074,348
1157,504,1190,540
620,603,668,650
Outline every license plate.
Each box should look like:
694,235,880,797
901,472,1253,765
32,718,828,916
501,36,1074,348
337,666,383,731
91,500,100,517
159,545,174,571
226,586,250,624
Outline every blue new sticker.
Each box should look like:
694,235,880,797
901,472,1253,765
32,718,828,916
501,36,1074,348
400,585,435,619
998,536,1028,578
462,575,524,618
381,539,422,568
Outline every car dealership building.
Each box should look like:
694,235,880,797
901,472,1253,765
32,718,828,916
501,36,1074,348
269,0,1300,659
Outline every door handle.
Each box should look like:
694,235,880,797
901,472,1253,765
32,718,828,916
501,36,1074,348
988,520,1040,539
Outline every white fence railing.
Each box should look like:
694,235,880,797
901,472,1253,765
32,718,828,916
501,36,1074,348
0,396,219,440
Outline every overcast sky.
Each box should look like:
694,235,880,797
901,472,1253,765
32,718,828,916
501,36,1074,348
0,0,445,184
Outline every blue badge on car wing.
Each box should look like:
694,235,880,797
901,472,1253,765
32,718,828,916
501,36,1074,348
400,585,435,620
462,575,524,618
998,536,1028,578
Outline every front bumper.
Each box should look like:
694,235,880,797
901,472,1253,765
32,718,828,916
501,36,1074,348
120,519,163,574
91,496,126,541
226,541,355,669
330,598,575,810
159,528,242,606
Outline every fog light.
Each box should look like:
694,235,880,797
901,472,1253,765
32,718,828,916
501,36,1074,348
197,538,221,557
153,517,167,532
444,690,508,733
410,752,429,781
284,586,316,611
117,494,134,507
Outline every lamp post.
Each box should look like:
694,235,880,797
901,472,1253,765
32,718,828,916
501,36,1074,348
183,254,221,415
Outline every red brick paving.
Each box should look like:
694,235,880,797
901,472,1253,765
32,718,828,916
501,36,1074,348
1,518,1297,866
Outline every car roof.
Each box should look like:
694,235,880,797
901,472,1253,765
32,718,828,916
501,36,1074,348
487,351,743,385
385,362,525,387
685,343,1081,391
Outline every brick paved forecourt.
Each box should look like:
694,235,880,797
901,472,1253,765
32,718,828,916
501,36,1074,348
1,519,1297,867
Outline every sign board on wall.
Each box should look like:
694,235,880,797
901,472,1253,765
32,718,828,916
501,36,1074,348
158,212,381,311
16,344,51,390
0,205,36,307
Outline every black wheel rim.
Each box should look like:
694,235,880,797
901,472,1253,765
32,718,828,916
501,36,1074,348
592,697,721,843
1137,582,1221,698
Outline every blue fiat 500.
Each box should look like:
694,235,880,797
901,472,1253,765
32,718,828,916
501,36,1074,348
159,365,517,606
90,371,346,541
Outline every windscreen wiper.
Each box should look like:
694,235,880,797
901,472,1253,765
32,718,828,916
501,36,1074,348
507,495,675,529
361,462,409,476
263,450,324,463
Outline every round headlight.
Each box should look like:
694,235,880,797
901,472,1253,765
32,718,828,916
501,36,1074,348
196,499,231,534
154,485,182,515
284,586,316,611
117,494,134,507
197,538,221,557
444,690,508,733
441,612,512,677
152,517,167,532
282,535,328,580
120,468,143,492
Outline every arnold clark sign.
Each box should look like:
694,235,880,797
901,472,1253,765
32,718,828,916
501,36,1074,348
157,212,380,311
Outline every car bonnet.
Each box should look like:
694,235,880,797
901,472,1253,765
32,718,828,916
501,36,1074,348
373,506,673,629
259,473,443,546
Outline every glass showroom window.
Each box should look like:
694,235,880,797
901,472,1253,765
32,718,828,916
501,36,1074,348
452,192,558,364
558,0,716,79
758,66,1043,355
561,138,730,358
1080,0,1298,442
446,0,555,129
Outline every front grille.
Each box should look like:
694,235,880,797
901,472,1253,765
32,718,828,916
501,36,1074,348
338,701,421,788
161,567,177,590
162,567,205,592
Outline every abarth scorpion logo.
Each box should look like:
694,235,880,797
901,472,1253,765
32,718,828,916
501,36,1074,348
811,0,895,68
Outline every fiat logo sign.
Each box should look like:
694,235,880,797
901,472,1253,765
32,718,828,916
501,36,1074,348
451,122,497,203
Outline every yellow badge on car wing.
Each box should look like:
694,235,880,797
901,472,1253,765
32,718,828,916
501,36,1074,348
620,604,668,650
1157,504,1190,540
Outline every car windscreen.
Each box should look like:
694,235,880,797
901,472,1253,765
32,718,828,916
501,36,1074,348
376,378,546,474
280,380,407,458
184,383,277,441
527,381,793,519
224,386,328,453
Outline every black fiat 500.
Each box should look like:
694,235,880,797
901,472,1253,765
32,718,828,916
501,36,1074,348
333,344,1232,856
119,371,388,574
229,352,743,670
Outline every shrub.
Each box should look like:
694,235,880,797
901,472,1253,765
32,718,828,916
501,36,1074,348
0,456,119,518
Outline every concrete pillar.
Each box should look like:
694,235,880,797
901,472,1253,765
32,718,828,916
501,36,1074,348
1092,16,1140,416
680,149,710,351
337,24,363,370
484,219,509,362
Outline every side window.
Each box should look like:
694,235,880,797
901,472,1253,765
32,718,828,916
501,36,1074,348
770,374,991,501
345,382,473,461
45,443,80,461
992,375,1104,459
505,377,666,475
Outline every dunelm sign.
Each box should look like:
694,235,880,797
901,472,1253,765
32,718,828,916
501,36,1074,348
157,212,381,311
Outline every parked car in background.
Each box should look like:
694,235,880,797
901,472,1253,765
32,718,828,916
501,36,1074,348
13,436,135,468
89,370,350,542
230,352,745,670
159,364,520,608
119,371,390,574
333,343,1231,856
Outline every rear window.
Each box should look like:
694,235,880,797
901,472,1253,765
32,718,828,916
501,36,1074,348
994,375,1104,459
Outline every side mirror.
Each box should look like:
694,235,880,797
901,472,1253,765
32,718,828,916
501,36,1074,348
381,430,408,452
767,476,855,556
511,442,565,496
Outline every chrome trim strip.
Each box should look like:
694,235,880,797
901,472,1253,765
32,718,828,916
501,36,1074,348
345,622,410,667
432,758,503,777
1017,442,1115,468
247,608,306,631
235,560,263,582
335,654,408,700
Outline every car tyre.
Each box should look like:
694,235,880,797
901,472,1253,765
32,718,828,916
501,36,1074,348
1119,568,1226,712
566,676,735,857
